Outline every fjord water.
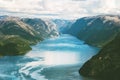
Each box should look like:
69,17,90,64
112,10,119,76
0,34,99,80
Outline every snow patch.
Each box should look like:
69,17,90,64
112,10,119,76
103,16,120,23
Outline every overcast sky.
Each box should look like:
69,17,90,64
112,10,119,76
0,0,120,19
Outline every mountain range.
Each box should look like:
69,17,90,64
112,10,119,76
0,15,120,80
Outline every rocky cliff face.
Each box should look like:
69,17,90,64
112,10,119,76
79,33,120,80
68,15,120,47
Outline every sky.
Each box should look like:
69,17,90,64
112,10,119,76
0,0,120,19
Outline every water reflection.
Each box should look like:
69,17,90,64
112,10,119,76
43,51,78,65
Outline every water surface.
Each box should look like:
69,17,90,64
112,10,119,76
0,34,99,80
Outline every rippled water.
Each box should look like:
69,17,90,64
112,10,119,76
0,34,99,80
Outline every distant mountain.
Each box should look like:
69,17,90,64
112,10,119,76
0,16,59,56
53,19,74,33
79,33,120,80
68,15,120,47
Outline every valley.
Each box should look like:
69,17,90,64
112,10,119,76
0,15,120,80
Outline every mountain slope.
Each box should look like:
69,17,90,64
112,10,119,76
0,16,59,56
79,33,120,80
0,16,40,44
22,18,59,39
68,15,120,47
0,35,31,56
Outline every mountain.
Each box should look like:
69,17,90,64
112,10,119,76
79,33,120,80
68,15,120,47
53,19,74,33
22,18,59,39
0,16,40,44
0,16,59,56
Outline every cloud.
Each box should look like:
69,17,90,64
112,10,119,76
93,0,120,15
0,0,120,19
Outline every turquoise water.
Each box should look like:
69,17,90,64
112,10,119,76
0,34,99,80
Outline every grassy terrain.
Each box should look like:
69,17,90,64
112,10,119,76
0,35,32,56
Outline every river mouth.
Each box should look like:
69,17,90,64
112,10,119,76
0,34,99,80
